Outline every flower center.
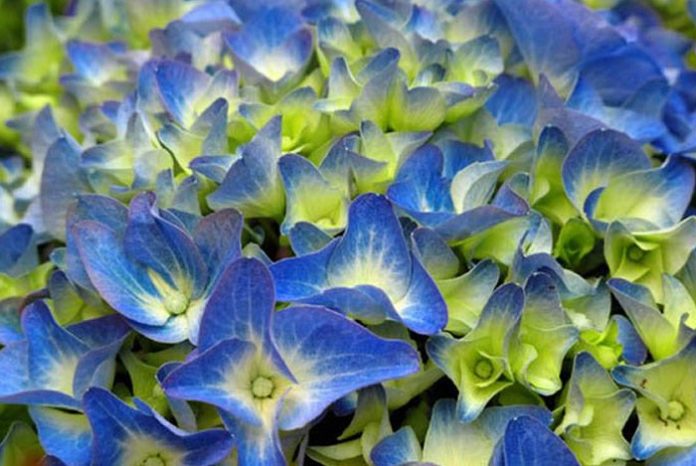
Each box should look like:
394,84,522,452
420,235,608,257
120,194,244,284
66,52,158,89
140,454,166,466
627,245,645,262
474,359,494,380
251,376,275,399
667,400,685,422
164,290,189,315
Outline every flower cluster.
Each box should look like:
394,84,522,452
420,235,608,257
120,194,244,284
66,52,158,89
2,0,696,465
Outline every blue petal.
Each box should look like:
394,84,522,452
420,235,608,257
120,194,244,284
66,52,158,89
83,388,234,466
198,258,276,350
73,221,169,326
65,194,128,289
493,0,623,93
0,300,23,345
207,116,285,220
0,224,36,277
439,139,495,179
434,205,519,241
273,305,419,430
411,227,459,280
572,46,665,106
67,315,131,349
613,315,648,365
219,410,286,466
180,0,241,28
561,129,650,213
224,7,312,85
132,313,199,345
156,362,198,432
647,443,696,466
124,192,208,298
274,195,446,332
72,335,127,401
393,255,448,335
327,194,412,301
370,427,421,466
485,74,537,127
192,208,243,285
24,302,89,394
296,284,396,324
491,416,580,466
30,407,92,466
0,342,33,402
536,76,606,147
387,144,454,225
40,136,91,240
65,40,122,84
189,156,235,184
155,60,211,127
287,222,334,256
270,241,335,300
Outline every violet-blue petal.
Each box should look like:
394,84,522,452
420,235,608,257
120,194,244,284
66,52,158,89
124,192,208,298
83,387,234,466
273,305,420,430
29,407,92,466
192,208,243,284
198,258,277,351
73,220,169,326
491,416,580,466
287,222,334,256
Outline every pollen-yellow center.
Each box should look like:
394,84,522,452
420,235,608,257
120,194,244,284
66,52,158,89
474,359,494,380
667,400,686,422
251,376,275,399
627,245,645,262
163,290,189,315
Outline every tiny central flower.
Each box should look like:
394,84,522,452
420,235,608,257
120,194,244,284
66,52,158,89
474,359,494,380
627,245,645,262
163,290,189,315
140,454,166,466
251,376,275,399
666,400,686,422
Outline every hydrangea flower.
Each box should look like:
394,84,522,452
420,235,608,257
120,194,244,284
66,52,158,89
613,337,696,459
0,301,129,409
71,192,243,343
271,193,447,334
83,387,234,466
162,257,419,464
370,399,572,466
2,0,696,463
556,352,636,465
427,284,524,422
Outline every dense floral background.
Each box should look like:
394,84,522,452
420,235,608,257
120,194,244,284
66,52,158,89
3,0,696,465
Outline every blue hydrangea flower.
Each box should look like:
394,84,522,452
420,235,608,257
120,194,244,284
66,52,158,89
83,387,234,466
225,7,314,97
206,116,286,220
271,193,447,334
371,398,573,466
562,128,695,233
71,192,243,343
1,0,696,462
162,257,419,465
0,301,129,409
